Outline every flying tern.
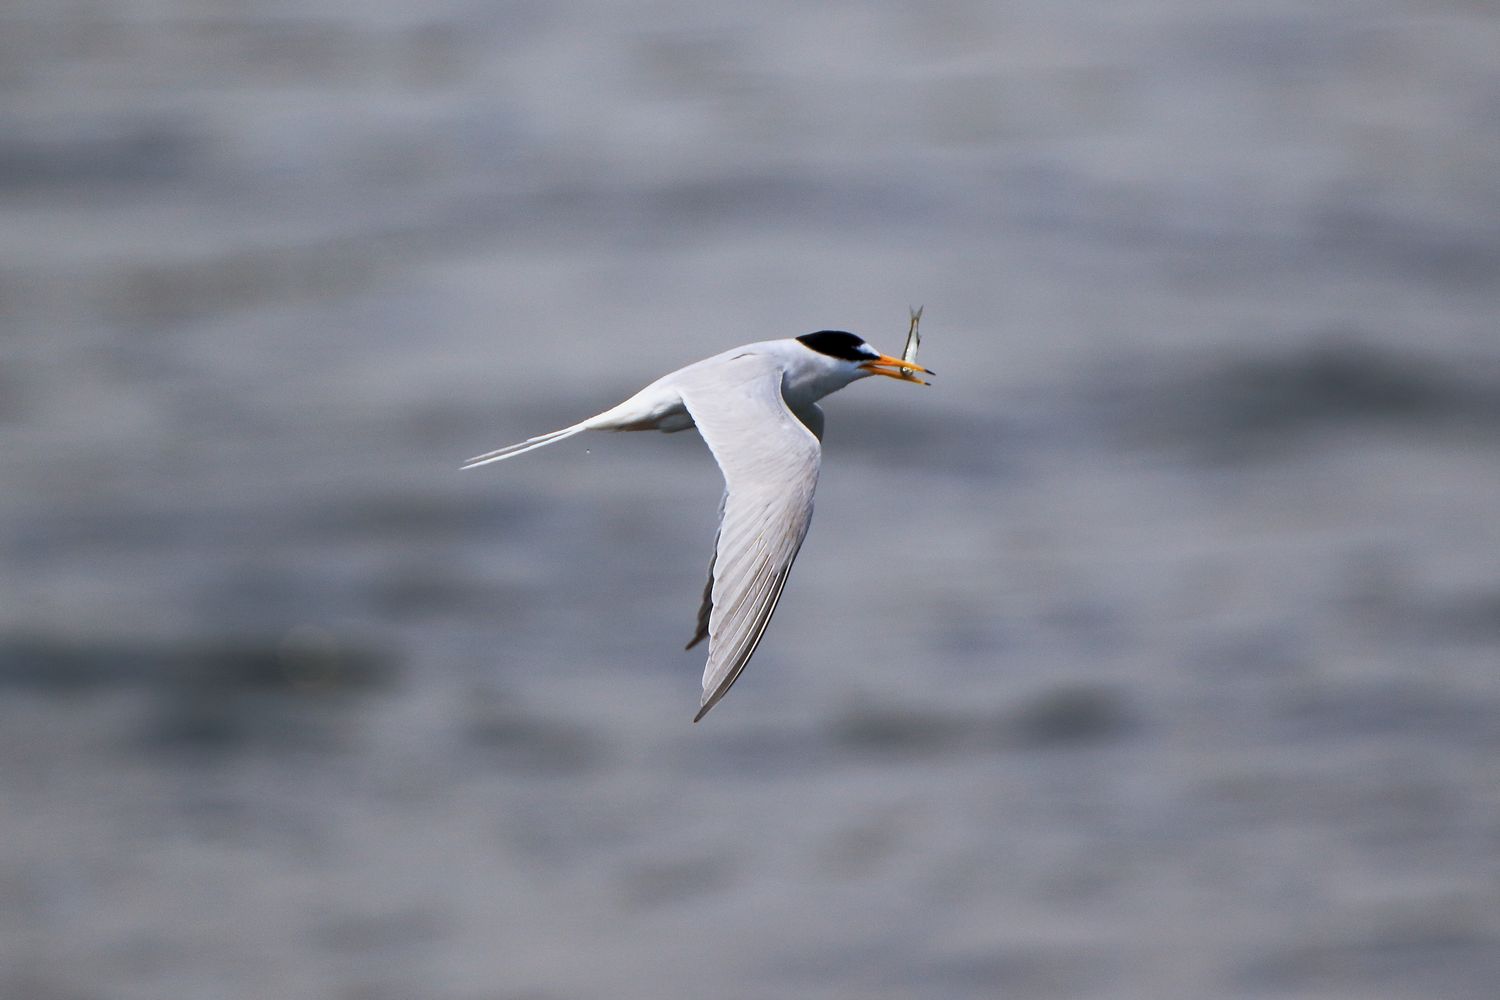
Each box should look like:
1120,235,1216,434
463,330,932,721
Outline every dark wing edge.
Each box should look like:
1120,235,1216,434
685,491,727,650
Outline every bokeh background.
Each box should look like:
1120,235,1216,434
4,2,1499,998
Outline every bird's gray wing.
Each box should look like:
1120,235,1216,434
675,354,822,721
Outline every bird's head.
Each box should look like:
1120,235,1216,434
794,330,932,386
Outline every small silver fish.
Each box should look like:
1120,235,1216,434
900,306,927,383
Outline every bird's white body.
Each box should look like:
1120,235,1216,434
464,332,928,720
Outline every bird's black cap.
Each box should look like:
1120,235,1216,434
796,330,872,362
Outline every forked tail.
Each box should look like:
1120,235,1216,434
461,421,592,469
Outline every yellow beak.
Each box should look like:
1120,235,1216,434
859,353,933,385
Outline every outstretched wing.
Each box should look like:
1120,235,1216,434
676,354,822,721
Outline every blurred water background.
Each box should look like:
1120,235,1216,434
4,2,1499,998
